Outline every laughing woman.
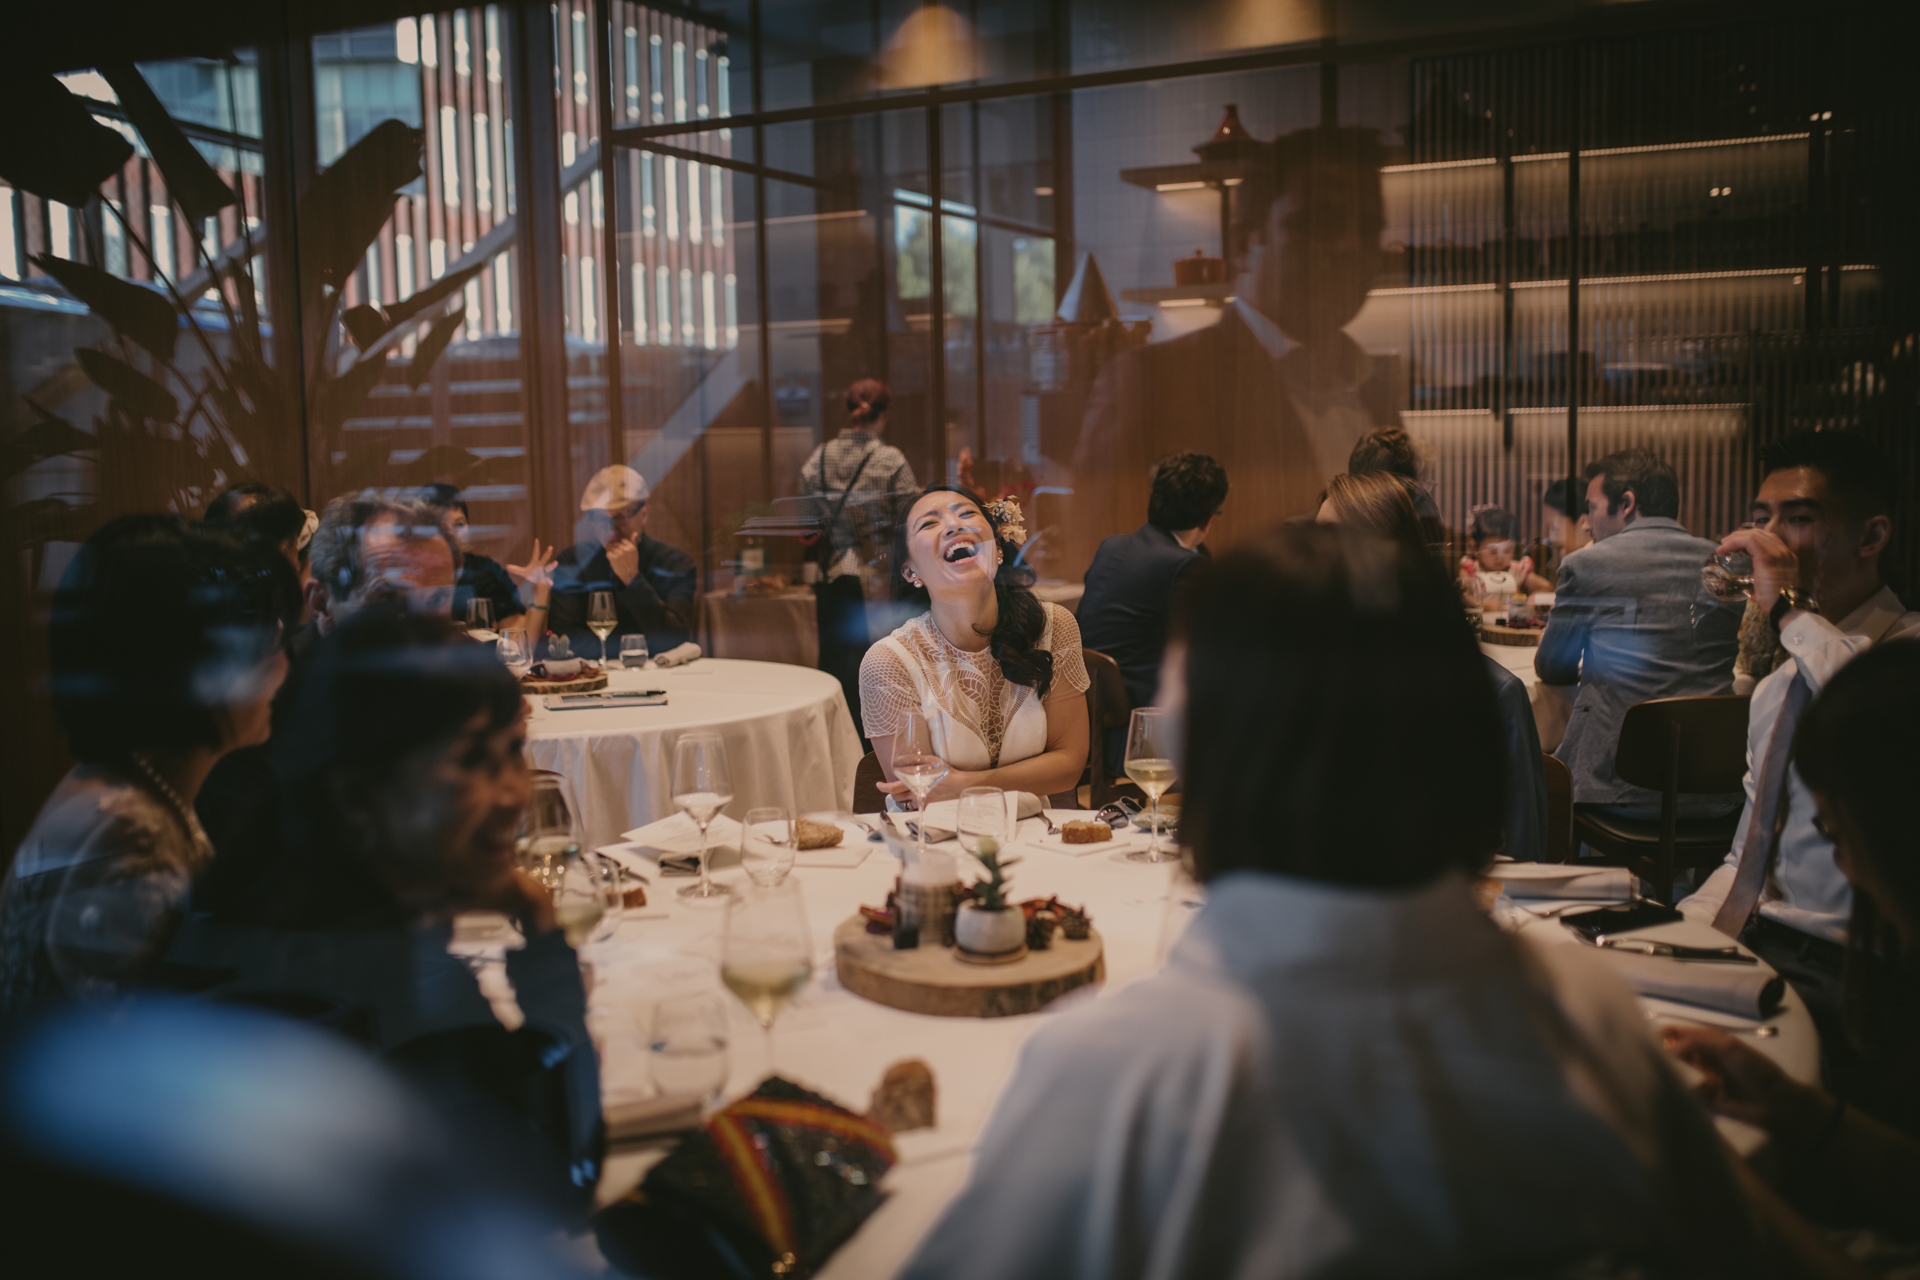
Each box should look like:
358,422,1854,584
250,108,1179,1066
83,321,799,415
861,486,1089,806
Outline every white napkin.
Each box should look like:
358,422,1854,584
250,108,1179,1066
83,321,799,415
1023,826,1152,858
1597,950,1787,1019
621,811,743,857
1487,863,1633,901
898,793,1044,843
652,642,704,668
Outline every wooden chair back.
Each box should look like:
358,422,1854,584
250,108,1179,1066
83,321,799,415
1613,696,1751,796
1541,753,1573,863
853,752,887,814
1082,647,1136,808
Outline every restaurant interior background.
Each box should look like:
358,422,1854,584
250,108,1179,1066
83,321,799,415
2,0,1916,849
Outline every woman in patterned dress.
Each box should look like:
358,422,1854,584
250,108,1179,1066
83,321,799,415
859,486,1089,806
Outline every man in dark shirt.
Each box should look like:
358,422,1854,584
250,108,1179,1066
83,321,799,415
1076,453,1229,762
417,483,525,627
545,465,698,657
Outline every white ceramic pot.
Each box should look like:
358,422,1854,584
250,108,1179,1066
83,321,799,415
541,658,583,679
954,903,1025,956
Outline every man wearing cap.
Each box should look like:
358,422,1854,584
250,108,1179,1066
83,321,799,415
538,465,697,656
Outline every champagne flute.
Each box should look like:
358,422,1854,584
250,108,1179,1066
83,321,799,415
672,733,734,901
890,711,949,863
1124,707,1179,864
588,590,617,667
721,881,813,1078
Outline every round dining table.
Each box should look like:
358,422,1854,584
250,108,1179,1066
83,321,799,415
457,819,1820,1279
524,660,864,850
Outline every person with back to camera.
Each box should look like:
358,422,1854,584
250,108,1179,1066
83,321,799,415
1318,470,1550,862
861,485,1089,806
800,378,919,723
900,524,1761,1279
1537,447,1740,811
0,517,295,1015
1075,452,1227,766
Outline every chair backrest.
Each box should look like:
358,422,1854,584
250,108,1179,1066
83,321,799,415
1541,753,1573,863
1614,696,1751,794
853,751,887,814
1080,648,1132,806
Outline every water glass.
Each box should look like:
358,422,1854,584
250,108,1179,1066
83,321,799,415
619,634,650,669
466,597,495,632
497,630,531,679
957,786,1010,858
742,806,796,887
645,995,730,1106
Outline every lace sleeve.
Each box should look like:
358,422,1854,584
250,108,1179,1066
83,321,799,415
859,642,921,739
1044,604,1091,701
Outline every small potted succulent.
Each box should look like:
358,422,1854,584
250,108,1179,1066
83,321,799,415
954,838,1026,957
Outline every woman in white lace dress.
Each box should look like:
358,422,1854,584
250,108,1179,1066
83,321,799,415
860,487,1089,806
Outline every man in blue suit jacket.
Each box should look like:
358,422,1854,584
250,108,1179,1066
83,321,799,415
1077,454,1230,763
1538,448,1740,810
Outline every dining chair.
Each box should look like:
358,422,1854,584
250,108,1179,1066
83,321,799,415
853,752,887,814
1081,647,1140,810
1572,695,1750,905
1541,752,1573,864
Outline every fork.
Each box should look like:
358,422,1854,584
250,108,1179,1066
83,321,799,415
1037,808,1058,834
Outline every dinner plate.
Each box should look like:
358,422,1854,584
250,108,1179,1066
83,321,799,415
1022,827,1153,858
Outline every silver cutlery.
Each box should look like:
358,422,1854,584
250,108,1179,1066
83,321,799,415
1037,809,1058,834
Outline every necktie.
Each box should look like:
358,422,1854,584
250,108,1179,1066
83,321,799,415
1711,671,1811,938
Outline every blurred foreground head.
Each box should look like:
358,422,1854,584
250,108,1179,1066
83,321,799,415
309,493,456,624
0,998,584,1279
1169,523,1501,886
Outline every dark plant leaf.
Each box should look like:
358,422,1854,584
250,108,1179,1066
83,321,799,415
382,257,488,330
313,350,393,432
226,257,262,354
297,119,423,292
5,496,96,547
3,399,99,478
0,75,134,207
98,62,235,226
31,254,180,362
394,443,485,486
76,348,179,423
407,308,466,390
342,303,389,349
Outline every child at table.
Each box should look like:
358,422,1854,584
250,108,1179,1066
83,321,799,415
1460,505,1553,601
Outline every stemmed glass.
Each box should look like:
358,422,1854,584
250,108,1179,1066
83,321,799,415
742,806,796,887
555,850,616,949
497,630,531,680
466,597,495,634
645,996,730,1107
957,786,1010,860
522,773,575,888
1124,707,1179,864
672,733,734,901
588,590,618,667
890,711,949,863
721,881,813,1077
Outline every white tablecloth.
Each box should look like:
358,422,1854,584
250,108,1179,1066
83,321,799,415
525,661,863,850
453,819,1818,1279
1480,637,1577,752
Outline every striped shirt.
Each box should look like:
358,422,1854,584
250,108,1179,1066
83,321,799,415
799,430,918,580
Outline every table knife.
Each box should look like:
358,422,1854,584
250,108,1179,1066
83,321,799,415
1594,937,1757,964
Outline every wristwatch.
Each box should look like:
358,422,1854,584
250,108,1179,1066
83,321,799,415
1771,586,1818,628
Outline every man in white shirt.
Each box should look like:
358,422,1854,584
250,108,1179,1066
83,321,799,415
1680,431,1919,1086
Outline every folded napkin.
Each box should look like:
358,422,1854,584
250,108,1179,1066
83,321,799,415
652,642,704,668
891,793,1044,843
1487,863,1633,901
1596,949,1786,1019
622,811,743,858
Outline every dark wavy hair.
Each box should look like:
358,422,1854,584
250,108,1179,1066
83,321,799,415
1173,523,1503,887
890,484,1054,697
1146,453,1229,531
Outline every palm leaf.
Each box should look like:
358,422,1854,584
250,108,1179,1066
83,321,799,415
342,304,388,349
98,62,235,225
0,75,134,207
76,348,178,423
31,254,179,362
10,397,99,459
407,308,466,390
297,120,423,293
382,257,488,330
313,350,393,433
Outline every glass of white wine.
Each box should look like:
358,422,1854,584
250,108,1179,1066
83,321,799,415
721,880,813,1078
587,590,618,666
672,732,734,901
1123,707,1179,863
889,711,950,862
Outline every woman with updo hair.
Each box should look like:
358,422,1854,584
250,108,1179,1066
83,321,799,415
861,485,1089,805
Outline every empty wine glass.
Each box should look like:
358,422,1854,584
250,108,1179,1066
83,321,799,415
555,849,611,950
672,733,734,901
890,712,949,862
1124,707,1179,864
588,590,617,666
957,786,1010,860
497,630,531,680
466,597,495,633
721,881,813,1077
742,806,795,887
645,995,730,1106
522,774,575,888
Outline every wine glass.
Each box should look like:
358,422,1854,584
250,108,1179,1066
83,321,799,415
672,733,734,901
957,786,1010,860
645,995,730,1107
742,806,795,887
523,773,575,888
587,590,618,666
890,712,950,863
721,881,813,1077
466,597,495,634
1124,707,1179,864
555,849,611,950
497,631,531,680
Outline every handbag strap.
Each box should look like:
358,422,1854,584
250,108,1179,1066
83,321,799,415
825,445,879,528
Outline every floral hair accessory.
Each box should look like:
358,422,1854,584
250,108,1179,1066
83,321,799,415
983,497,1028,547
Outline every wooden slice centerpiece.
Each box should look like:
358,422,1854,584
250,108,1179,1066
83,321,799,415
1479,622,1543,647
521,670,610,694
833,915,1104,1018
